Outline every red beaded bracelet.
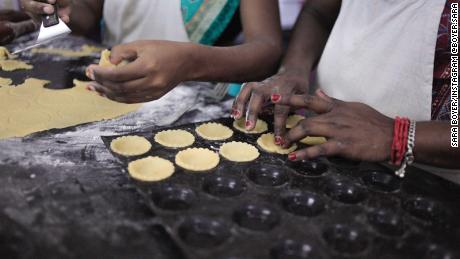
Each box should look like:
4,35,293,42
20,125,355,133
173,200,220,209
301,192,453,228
391,117,410,166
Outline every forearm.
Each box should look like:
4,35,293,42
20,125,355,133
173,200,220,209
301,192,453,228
68,0,103,37
281,0,341,74
413,121,460,168
187,40,282,83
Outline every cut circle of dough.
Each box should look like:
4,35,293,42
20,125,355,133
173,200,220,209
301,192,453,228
196,122,233,140
233,118,268,134
175,148,220,172
154,129,195,148
300,136,327,145
286,115,306,129
219,142,259,162
128,156,175,182
110,136,152,156
257,133,297,155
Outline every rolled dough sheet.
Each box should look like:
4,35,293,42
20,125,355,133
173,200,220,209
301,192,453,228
110,136,152,156
128,156,175,182
300,136,327,145
154,129,195,148
0,78,141,139
196,122,233,141
219,141,259,162
31,44,104,58
0,46,32,71
257,133,297,155
233,118,268,134
175,148,220,172
286,115,305,129
0,77,12,87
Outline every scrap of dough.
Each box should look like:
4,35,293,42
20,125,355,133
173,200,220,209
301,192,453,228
257,133,297,154
175,148,220,172
154,129,195,148
300,136,327,145
31,44,104,58
0,46,15,60
219,141,259,162
98,49,128,67
110,135,152,156
128,156,175,182
0,60,33,71
0,77,12,87
286,115,306,129
0,78,141,139
233,118,268,134
195,122,233,141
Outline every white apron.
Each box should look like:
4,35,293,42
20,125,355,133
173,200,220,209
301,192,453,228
102,0,189,46
315,0,446,121
316,0,460,184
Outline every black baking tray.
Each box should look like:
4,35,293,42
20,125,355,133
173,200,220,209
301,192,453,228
101,117,460,259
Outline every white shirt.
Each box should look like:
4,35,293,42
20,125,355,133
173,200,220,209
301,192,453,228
102,0,189,46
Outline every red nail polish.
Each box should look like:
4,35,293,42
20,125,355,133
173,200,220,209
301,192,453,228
288,153,297,161
245,120,252,129
86,86,91,91
275,136,282,145
271,94,281,103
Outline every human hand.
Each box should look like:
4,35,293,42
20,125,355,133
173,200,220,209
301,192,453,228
276,90,394,162
20,0,71,24
86,40,192,104
232,68,310,145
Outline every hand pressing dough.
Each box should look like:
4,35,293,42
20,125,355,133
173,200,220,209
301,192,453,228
219,142,259,162
128,156,175,182
196,122,233,141
175,148,220,172
154,129,195,148
110,136,152,156
0,78,141,139
0,77,12,87
31,45,104,57
257,133,297,154
233,118,268,134
286,115,306,128
300,136,327,145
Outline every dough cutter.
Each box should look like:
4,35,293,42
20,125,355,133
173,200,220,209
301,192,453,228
12,3,71,55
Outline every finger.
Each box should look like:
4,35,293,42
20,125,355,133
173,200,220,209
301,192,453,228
110,44,139,64
88,62,145,83
93,76,148,95
88,82,117,97
22,1,54,14
288,140,342,161
273,104,290,145
283,119,334,148
232,82,256,119
107,90,162,104
277,94,335,114
315,89,333,102
245,87,268,130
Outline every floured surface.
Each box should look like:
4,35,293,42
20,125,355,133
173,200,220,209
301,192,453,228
219,141,259,162
257,133,297,154
110,136,152,156
154,129,195,148
196,122,233,140
233,118,268,134
128,156,175,182
0,78,141,139
175,148,220,171
31,45,104,58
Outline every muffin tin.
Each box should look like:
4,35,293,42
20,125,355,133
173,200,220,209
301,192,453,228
101,118,460,259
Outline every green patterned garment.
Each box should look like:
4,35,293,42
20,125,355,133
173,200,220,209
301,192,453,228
181,0,240,45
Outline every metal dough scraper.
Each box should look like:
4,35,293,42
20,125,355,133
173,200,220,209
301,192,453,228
12,3,71,55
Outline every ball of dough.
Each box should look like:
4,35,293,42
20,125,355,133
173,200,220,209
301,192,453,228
196,122,233,141
175,148,220,172
300,136,327,145
257,133,297,155
219,142,259,162
128,156,175,182
110,135,152,156
154,129,195,148
286,114,306,128
233,118,268,134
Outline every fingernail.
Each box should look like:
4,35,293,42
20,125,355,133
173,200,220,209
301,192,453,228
275,136,283,145
271,94,281,103
288,153,297,161
43,6,54,14
86,68,95,80
86,85,94,91
245,120,252,129
231,109,240,118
